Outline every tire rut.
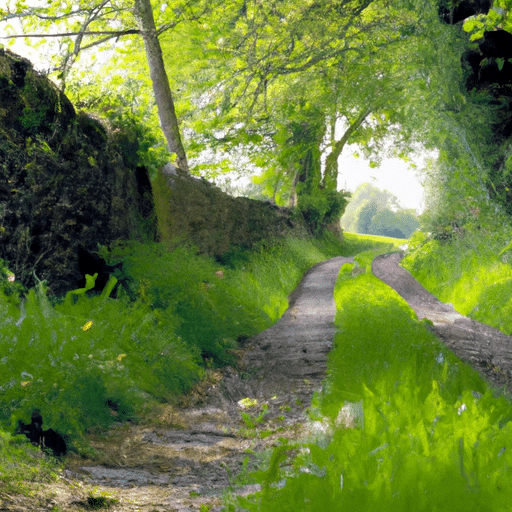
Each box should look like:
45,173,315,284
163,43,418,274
372,252,512,394
34,256,355,512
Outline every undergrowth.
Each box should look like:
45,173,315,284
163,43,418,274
0,232,344,480
232,246,512,511
402,227,512,335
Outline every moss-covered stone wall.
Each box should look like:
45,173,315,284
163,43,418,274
152,165,308,257
0,49,155,294
0,48,309,294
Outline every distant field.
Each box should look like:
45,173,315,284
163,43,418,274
340,232,406,256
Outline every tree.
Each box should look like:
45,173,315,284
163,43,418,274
0,0,204,174
369,208,419,238
341,182,400,232
133,0,188,172
341,182,419,238
178,0,459,207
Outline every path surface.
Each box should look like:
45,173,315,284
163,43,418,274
373,252,512,393
34,256,353,512
10,251,512,512
236,256,355,396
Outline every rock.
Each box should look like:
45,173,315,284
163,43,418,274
0,49,156,295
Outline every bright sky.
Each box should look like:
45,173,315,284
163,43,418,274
337,147,425,214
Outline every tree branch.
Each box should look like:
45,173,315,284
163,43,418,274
0,29,140,39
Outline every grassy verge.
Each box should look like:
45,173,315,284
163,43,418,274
233,237,512,511
339,232,406,256
402,230,512,335
0,232,344,488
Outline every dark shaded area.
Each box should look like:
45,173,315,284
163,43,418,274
379,228,406,239
440,3,512,216
77,247,123,291
461,31,512,94
17,409,67,457
0,48,157,295
438,0,491,24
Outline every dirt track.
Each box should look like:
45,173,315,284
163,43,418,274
5,252,512,511
12,256,353,512
373,252,512,394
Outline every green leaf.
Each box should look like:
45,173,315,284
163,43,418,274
64,273,98,307
470,28,485,42
463,18,478,32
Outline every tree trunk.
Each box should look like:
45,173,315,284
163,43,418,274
133,0,189,174
323,108,371,191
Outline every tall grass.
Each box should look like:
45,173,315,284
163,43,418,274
402,230,512,334
233,245,512,511
0,233,345,478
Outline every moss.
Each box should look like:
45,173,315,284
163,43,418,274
151,169,309,258
0,50,156,295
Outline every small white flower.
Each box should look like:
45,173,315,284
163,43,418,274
458,403,467,415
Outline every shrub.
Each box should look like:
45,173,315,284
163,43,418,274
297,190,349,235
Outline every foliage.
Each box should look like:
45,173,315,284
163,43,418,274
0,271,199,446
463,0,512,40
402,216,512,335
341,183,420,238
172,0,458,200
297,190,350,235
0,0,205,171
232,246,512,511
0,233,344,451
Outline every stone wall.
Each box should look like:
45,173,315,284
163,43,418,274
0,49,309,294
151,164,308,258
0,49,155,295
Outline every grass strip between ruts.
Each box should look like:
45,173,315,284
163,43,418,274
235,251,512,512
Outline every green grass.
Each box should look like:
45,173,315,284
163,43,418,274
402,230,512,335
0,232,346,473
0,428,61,496
339,232,405,256
232,242,512,512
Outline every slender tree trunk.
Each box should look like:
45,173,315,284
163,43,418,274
133,0,189,174
323,107,371,191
